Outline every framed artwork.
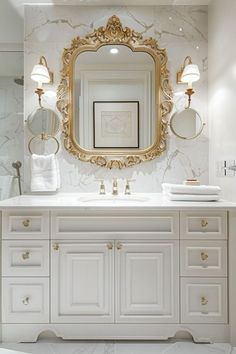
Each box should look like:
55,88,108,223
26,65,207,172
93,101,139,148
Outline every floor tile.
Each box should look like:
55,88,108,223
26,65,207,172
0,341,234,354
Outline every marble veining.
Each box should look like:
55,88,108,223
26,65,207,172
0,341,233,354
24,5,208,193
0,77,24,199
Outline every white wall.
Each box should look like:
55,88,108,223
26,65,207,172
208,0,236,200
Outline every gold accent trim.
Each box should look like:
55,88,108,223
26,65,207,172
107,242,113,250
53,243,59,251
201,252,208,261
56,15,173,169
116,241,122,250
22,251,30,260
176,55,192,84
22,296,30,305
22,219,30,228
201,296,208,306
28,133,60,155
201,219,209,228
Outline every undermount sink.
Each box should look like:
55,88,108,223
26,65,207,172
78,194,150,203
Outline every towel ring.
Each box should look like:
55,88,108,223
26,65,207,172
28,133,60,155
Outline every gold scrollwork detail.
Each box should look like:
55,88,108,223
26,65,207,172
57,15,173,169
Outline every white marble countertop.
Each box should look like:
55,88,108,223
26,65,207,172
0,193,235,210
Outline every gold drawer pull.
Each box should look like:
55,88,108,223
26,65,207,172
201,219,208,228
22,251,30,260
22,219,30,228
107,242,113,250
201,252,208,261
116,242,122,250
53,243,59,251
22,296,30,305
201,296,208,306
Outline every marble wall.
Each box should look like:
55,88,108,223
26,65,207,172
0,76,24,199
24,5,208,193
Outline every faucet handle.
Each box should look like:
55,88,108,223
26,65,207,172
124,179,135,195
95,179,106,195
112,178,118,195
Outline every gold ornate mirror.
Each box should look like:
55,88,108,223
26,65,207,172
57,15,173,169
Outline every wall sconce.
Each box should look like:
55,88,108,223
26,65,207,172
31,56,53,107
176,56,200,108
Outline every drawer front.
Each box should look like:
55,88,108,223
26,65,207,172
180,240,227,277
2,240,49,276
180,211,227,240
51,211,179,239
181,277,227,324
2,277,49,323
2,210,49,239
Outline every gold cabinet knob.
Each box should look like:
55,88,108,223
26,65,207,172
21,251,30,260
201,296,208,306
22,296,30,305
52,243,59,251
22,219,30,227
116,242,122,250
201,219,208,228
107,242,113,250
201,252,208,261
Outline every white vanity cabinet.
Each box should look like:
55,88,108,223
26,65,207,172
51,242,114,323
0,197,235,344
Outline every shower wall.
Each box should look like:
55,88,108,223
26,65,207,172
0,52,24,200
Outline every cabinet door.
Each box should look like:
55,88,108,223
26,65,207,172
116,241,179,323
51,242,114,323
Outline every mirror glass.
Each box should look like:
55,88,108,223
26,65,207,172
170,108,204,140
27,107,60,136
74,44,155,150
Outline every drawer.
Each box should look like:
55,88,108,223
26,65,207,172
51,211,179,239
2,240,49,276
180,240,227,277
2,210,49,239
181,277,227,324
2,277,49,323
180,211,227,239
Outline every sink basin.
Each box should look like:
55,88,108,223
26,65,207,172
78,194,150,204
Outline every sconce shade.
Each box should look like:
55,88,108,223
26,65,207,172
31,64,50,84
181,64,200,83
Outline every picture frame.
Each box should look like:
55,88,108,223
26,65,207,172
93,101,139,149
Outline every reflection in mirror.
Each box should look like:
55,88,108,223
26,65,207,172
27,107,60,136
170,108,205,140
74,44,155,150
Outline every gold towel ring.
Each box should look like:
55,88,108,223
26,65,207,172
28,133,60,155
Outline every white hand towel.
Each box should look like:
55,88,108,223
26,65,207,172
166,192,220,202
30,154,60,192
162,183,221,195
0,175,14,200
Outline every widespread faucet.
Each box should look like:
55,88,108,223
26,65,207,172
112,178,118,195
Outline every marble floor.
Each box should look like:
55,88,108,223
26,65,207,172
0,341,234,354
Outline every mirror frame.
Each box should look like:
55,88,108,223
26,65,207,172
169,108,205,140
57,15,173,169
